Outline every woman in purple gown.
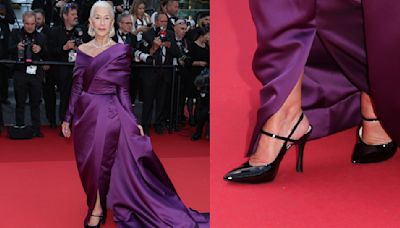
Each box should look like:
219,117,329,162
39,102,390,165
224,0,399,183
61,2,209,227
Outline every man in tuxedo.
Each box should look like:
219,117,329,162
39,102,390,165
0,0,15,105
112,12,138,104
8,11,49,137
141,12,179,135
49,3,90,127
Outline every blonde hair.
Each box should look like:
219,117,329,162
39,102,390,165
88,1,115,37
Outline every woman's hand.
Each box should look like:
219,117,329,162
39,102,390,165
137,125,144,136
62,121,71,138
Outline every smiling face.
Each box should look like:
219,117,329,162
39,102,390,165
89,4,114,38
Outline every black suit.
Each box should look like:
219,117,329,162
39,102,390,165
8,28,48,133
0,0,15,103
113,30,139,104
37,24,56,125
140,27,179,133
49,24,90,122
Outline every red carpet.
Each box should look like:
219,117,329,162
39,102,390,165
0,126,209,228
212,127,400,227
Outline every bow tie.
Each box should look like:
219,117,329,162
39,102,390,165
119,32,128,38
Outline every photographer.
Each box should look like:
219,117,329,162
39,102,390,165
173,19,190,124
0,0,15,105
49,3,89,127
141,12,179,135
8,11,48,137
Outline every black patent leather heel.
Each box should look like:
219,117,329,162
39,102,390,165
352,116,397,164
224,113,312,183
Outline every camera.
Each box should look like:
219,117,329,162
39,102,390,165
178,55,191,67
71,26,84,46
194,69,210,98
134,50,153,64
18,37,34,62
155,26,168,42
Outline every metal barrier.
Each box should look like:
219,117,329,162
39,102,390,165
0,59,183,134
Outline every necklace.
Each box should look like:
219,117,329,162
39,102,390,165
91,39,112,49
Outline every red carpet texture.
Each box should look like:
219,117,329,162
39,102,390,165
211,1,400,227
0,126,209,228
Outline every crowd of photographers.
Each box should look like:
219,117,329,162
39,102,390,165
0,0,210,140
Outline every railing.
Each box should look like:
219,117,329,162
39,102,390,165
0,59,186,134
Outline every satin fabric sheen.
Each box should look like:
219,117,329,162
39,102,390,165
64,44,209,227
247,0,399,155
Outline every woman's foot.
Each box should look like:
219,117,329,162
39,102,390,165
352,92,397,164
361,117,392,145
87,212,103,227
249,110,310,167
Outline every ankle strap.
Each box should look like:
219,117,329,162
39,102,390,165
260,113,304,143
91,214,103,218
362,116,379,122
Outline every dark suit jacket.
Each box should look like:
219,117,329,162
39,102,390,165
142,27,179,66
48,24,90,62
112,30,138,57
8,28,48,75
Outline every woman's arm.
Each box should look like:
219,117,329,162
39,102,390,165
64,67,83,123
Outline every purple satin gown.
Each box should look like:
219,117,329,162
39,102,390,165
64,44,209,228
248,0,400,155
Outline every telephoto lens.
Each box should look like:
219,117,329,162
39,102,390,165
24,38,33,63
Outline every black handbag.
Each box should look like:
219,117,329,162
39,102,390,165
8,125,34,140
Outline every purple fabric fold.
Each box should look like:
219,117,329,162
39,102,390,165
65,43,209,227
247,0,374,156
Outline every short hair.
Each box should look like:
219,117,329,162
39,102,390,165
22,11,36,22
33,8,45,17
155,12,167,21
62,2,78,16
88,1,115,37
90,1,115,19
117,12,132,23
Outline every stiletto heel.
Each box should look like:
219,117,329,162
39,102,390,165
224,113,312,183
352,116,397,164
296,140,305,172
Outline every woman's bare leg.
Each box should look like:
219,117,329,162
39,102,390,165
87,191,103,226
249,72,310,166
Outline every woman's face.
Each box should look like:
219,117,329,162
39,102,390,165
137,3,145,17
90,6,114,37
